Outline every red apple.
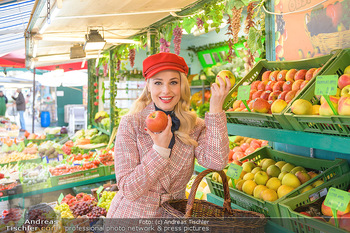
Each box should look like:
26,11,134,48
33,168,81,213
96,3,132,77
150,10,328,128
286,69,297,82
260,91,272,100
228,150,234,162
240,143,250,152
251,81,261,90
305,68,316,81
277,70,288,81
248,101,254,109
299,212,311,217
292,80,304,91
240,100,251,109
269,70,279,81
300,80,309,90
321,200,333,216
338,96,350,116
312,67,322,78
268,91,282,101
262,71,271,84
339,213,350,231
294,69,308,81
273,81,284,92
232,100,242,110
285,91,297,103
338,74,350,89
283,81,293,92
257,82,266,91
265,81,277,91
278,91,288,100
245,146,256,155
252,98,271,113
234,152,246,160
252,90,264,99
145,111,168,132
249,89,257,100
233,147,244,153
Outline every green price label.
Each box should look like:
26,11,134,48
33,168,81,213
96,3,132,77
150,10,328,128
315,75,338,96
96,186,104,201
226,164,243,180
58,193,64,205
237,85,251,101
324,187,350,211
195,191,204,199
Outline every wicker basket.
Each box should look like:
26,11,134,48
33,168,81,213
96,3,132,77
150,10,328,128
161,169,267,233
305,16,350,54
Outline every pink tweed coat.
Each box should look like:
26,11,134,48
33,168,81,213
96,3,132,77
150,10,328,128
107,103,229,218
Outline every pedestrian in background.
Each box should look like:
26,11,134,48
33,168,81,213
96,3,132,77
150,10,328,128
12,88,26,132
0,91,8,116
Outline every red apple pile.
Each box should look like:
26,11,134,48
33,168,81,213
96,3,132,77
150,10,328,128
228,138,268,164
227,67,323,114
292,64,350,116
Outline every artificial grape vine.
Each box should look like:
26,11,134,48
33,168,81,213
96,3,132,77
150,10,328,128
231,7,243,44
159,38,170,53
128,48,135,68
173,25,183,55
225,15,235,63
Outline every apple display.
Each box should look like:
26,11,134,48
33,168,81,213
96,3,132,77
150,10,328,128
283,81,293,92
338,96,350,116
252,98,271,113
300,80,309,90
265,81,277,91
278,91,288,100
294,69,307,81
286,69,297,82
268,91,282,101
146,111,168,132
269,70,280,81
216,70,236,88
262,71,271,84
257,82,266,91
252,90,264,99
277,70,288,81
291,99,313,115
251,81,261,90
341,85,350,97
338,74,350,89
292,80,304,91
273,81,284,92
260,91,272,100
285,90,297,103
271,99,287,113
305,68,316,81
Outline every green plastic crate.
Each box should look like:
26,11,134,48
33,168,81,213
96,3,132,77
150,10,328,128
284,49,350,136
103,164,115,175
223,52,340,130
21,179,51,193
24,139,49,146
205,147,349,225
50,166,105,186
279,172,350,233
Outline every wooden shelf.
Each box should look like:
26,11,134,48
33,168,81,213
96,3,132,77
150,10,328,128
227,123,350,155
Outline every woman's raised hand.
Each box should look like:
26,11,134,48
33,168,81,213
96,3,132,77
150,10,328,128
145,114,173,148
209,76,232,113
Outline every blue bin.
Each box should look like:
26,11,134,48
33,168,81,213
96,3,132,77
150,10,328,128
41,111,51,127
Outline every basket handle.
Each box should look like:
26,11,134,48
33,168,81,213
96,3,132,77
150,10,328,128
184,169,233,218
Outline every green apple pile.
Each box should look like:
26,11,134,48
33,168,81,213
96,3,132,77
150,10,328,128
97,191,116,211
291,65,350,116
212,159,324,202
227,67,322,114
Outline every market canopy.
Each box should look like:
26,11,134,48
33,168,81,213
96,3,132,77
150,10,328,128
25,0,210,68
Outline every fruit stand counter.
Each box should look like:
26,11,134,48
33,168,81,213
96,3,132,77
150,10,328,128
0,174,115,202
207,193,293,233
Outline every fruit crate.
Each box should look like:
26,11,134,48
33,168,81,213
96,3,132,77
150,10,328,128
103,164,115,175
21,179,51,193
284,49,350,137
279,172,350,233
46,134,68,142
0,183,22,197
24,139,49,146
50,166,105,186
205,146,349,225
223,52,340,130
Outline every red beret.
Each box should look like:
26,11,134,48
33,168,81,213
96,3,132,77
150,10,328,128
143,52,189,80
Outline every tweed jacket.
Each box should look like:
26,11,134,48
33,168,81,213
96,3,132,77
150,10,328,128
107,103,229,218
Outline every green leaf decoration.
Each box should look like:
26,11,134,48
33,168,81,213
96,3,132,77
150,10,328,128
182,18,196,34
247,27,263,54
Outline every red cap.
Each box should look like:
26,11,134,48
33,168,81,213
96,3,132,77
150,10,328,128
143,52,188,79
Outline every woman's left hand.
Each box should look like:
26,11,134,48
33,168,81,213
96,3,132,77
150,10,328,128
209,76,232,113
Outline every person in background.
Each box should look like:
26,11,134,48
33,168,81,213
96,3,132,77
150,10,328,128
0,91,8,116
12,88,26,132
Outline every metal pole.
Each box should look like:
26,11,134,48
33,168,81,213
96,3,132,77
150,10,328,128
32,68,36,133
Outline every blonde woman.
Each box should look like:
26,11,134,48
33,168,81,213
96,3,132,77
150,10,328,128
107,52,231,218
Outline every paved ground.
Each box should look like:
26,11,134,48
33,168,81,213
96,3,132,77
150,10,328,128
8,111,46,135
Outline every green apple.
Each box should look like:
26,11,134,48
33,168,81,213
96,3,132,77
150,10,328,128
216,70,236,88
254,171,269,185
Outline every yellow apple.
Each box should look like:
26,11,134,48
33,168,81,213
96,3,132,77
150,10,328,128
271,99,287,113
341,85,350,97
291,99,313,115
216,70,236,88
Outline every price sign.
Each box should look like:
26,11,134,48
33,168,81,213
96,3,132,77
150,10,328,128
324,187,350,227
43,156,49,164
58,193,64,205
96,186,104,202
226,164,243,180
195,191,204,200
237,85,251,101
58,154,64,161
315,75,338,96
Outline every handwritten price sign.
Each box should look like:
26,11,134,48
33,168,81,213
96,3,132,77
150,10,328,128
315,75,338,96
226,164,243,180
237,85,251,101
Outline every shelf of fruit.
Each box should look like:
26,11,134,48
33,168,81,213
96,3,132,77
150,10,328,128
0,123,20,137
0,151,40,165
20,163,51,192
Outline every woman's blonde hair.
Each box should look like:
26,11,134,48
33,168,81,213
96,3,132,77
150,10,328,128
129,72,198,147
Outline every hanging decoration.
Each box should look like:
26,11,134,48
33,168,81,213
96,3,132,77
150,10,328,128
103,63,108,77
230,7,244,44
173,25,183,55
159,38,170,53
225,16,235,63
128,48,136,68
243,2,257,72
